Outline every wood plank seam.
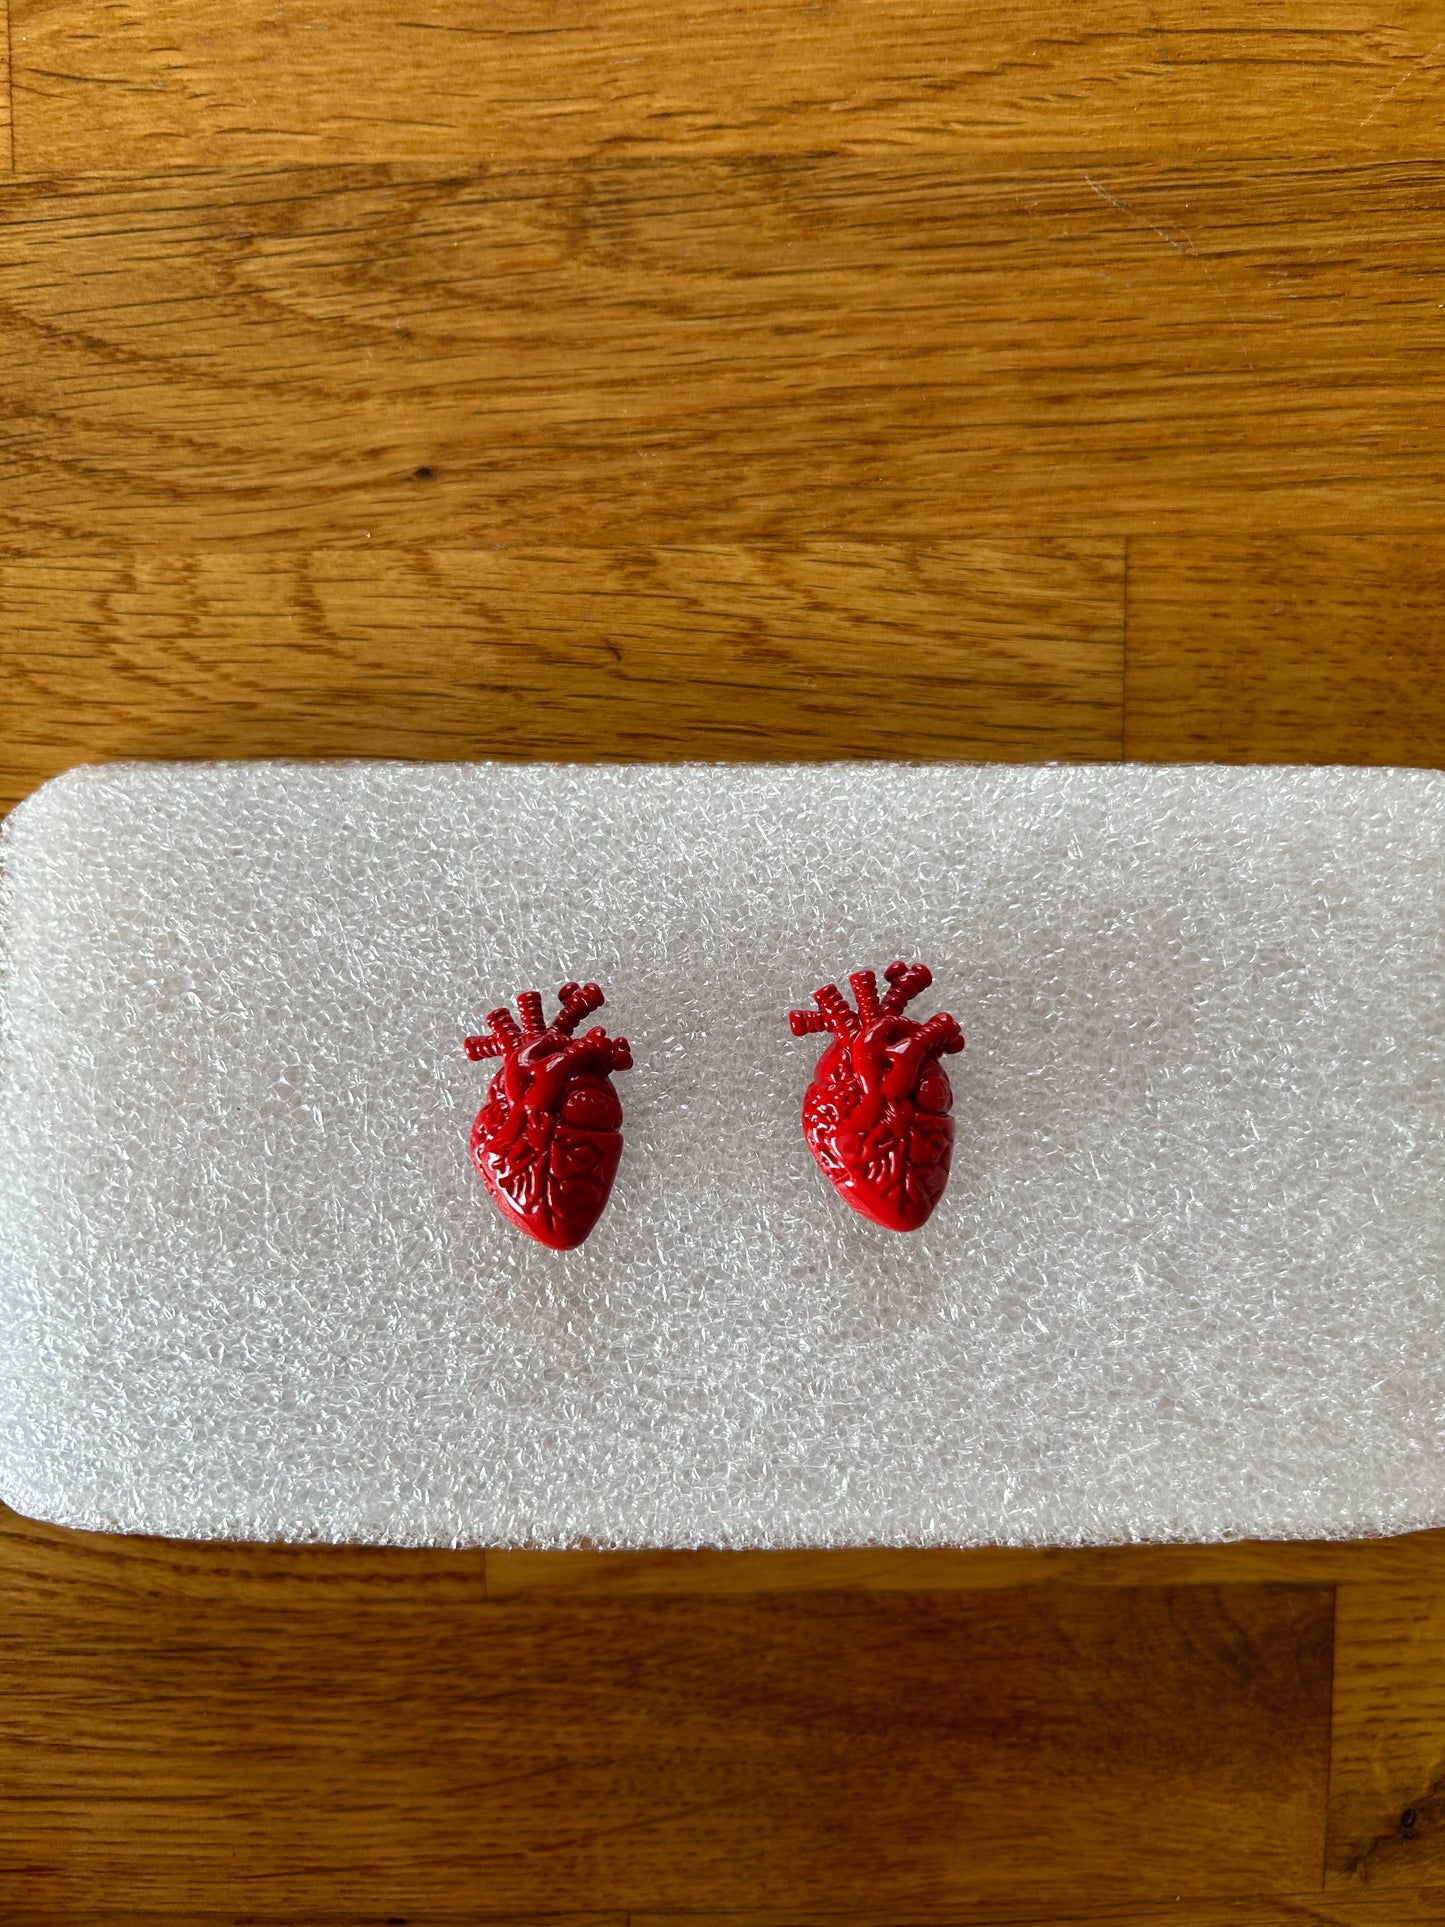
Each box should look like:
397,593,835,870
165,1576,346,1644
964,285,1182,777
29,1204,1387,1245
1123,534,1445,767
0,1577,1336,1910
0,540,1126,807
1326,1582,1445,1890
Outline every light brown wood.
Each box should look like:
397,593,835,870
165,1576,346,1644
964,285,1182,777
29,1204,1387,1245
0,0,11,175
0,539,1122,809
13,0,1445,170
5,164,1445,546
3,0,1445,1914
0,0,10,174
7,1503,1445,1604
0,1509,1332,1915
0,1496,489,1611
1127,535,1445,765
1328,1584,1445,1890
487,1534,1445,1596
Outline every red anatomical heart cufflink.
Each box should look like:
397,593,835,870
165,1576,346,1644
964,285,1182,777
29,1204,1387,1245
789,961,964,1231
464,982,632,1250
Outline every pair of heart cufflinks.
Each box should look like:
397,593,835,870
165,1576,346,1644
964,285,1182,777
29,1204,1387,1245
463,961,964,1250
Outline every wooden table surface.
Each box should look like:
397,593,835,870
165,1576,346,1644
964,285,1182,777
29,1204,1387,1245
2,3,1445,1920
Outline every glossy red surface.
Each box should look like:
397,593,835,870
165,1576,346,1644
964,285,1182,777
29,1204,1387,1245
464,982,631,1251
789,962,964,1233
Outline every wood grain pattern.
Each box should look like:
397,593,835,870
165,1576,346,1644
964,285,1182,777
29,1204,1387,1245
12,0,1445,170
12,1906,1445,1927
636,1897,1445,1927
9,534,1445,804
1328,1585,1445,1890
0,1498,489,1612
0,1533,1333,1915
0,1918,617,1927
6,1503,1445,1606
5,163,1445,546
10,1901,1445,1927
487,1535,1445,1596
1,0,11,175
4,0,1445,1909
1127,535,1445,765
0,540,1122,809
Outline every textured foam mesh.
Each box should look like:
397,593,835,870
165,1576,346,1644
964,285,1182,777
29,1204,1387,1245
0,760,1440,1547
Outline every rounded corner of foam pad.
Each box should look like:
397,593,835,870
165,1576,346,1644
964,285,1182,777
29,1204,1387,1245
19,760,108,806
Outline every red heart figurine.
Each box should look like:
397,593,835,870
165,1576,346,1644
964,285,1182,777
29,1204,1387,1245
464,982,631,1250
789,962,964,1232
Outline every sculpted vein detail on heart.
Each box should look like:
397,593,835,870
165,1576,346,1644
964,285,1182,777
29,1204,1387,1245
464,982,631,1250
789,962,964,1232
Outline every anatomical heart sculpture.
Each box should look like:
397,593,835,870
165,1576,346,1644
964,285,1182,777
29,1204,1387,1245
789,962,964,1232
464,982,631,1250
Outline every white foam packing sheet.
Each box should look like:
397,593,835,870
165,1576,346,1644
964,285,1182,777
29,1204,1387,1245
0,759,1440,1548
